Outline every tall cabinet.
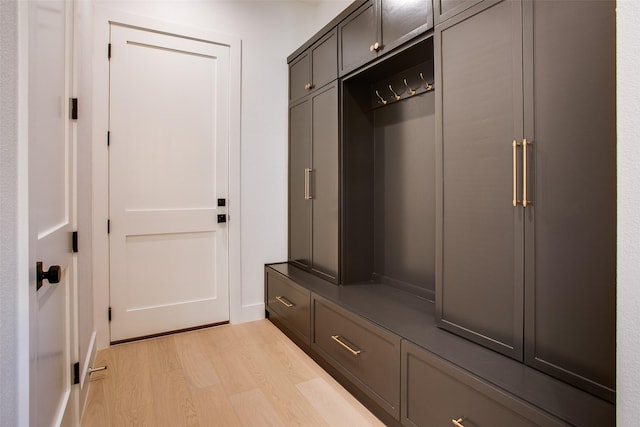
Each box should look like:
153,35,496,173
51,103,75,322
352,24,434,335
289,31,340,283
435,0,616,402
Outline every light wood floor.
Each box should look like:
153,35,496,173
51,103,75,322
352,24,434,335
81,320,384,427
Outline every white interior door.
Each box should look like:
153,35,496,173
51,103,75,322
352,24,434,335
109,24,230,342
28,0,77,426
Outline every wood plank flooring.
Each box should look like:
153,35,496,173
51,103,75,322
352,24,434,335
81,320,384,427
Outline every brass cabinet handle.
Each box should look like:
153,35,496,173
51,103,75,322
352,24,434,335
304,168,313,200
522,139,532,207
369,42,380,52
512,140,521,207
331,335,361,356
452,418,465,427
275,296,294,308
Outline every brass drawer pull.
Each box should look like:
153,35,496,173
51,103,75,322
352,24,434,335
331,335,361,356
452,418,465,427
275,296,294,308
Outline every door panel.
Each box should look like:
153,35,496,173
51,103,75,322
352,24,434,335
380,0,433,54
290,52,310,102
339,2,377,76
523,0,616,402
109,24,229,341
436,0,524,359
289,99,312,268
311,83,339,281
29,0,76,425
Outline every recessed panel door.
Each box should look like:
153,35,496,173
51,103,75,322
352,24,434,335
435,0,525,360
29,1,77,425
109,24,230,342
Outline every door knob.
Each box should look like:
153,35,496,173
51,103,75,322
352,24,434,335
36,262,62,291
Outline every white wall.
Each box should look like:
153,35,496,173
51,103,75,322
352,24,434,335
1,0,30,425
617,1,640,423
0,1,21,424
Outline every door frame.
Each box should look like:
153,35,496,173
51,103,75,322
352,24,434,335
91,8,242,350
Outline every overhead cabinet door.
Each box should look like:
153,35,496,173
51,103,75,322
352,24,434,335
339,0,433,76
290,30,337,102
435,0,525,360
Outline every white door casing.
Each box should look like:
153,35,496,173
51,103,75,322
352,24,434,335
108,24,230,342
28,0,78,426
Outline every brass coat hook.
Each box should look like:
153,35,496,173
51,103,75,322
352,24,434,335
389,84,401,100
375,90,387,105
420,73,433,91
404,79,416,96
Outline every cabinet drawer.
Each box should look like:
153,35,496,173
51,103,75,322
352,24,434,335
266,268,311,344
402,341,565,427
312,296,401,419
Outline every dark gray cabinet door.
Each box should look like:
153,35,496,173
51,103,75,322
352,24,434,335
289,83,339,282
339,1,377,76
289,53,310,102
289,99,311,268
523,0,616,403
435,0,525,360
311,83,339,281
434,0,483,25
311,29,337,92
379,0,433,54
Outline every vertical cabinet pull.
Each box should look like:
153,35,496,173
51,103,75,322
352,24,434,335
451,418,465,427
522,139,532,207
512,139,532,208
331,335,362,356
512,140,521,207
304,168,313,200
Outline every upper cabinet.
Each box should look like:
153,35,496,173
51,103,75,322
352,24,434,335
339,0,434,76
289,29,337,103
433,0,482,25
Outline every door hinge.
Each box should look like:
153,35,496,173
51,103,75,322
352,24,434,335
72,231,78,253
107,219,110,234
107,131,110,147
73,362,80,385
108,43,112,59
108,307,112,322
70,98,78,120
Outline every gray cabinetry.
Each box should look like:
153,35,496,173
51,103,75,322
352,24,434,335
402,340,564,427
289,30,337,102
289,82,339,282
265,268,311,345
435,0,616,402
312,295,401,420
339,0,433,76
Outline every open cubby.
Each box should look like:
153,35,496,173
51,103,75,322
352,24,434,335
341,37,436,301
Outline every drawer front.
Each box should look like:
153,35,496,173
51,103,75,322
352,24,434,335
313,296,401,419
402,341,565,427
266,269,311,344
